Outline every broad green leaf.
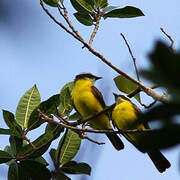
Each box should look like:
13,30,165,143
103,6,144,19
43,0,60,7
9,136,23,156
49,148,57,167
59,82,74,116
18,160,51,180
0,128,12,135
114,76,140,102
74,12,94,26
3,110,23,137
28,94,60,130
16,85,41,128
8,162,19,180
45,122,64,136
76,0,94,13
0,150,13,164
56,130,81,165
70,0,89,13
61,161,91,175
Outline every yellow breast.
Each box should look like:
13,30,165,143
112,101,138,130
72,79,111,129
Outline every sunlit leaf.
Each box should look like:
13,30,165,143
103,6,144,19
56,130,81,165
28,94,60,130
114,75,140,102
74,12,94,26
102,5,117,13
16,85,40,128
61,161,91,175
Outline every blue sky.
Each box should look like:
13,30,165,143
0,0,180,179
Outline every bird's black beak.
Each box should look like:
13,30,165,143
95,76,102,80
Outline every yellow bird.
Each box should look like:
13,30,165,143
71,73,124,150
112,94,171,173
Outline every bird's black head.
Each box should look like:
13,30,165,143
75,73,102,82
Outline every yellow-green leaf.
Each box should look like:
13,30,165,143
16,85,41,128
57,130,81,165
114,75,140,102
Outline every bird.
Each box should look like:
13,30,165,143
112,93,171,173
71,73,124,150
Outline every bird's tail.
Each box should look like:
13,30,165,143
147,150,171,173
106,133,124,151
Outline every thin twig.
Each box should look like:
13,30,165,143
121,33,140,81
23,135,37,150
40,0,168,103
40,0,80,41
160,27,174,52
39,109,171,135
89,14,101,46
83,136,105,145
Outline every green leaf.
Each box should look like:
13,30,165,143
141,41,180,101
0,150,13,164
94,0,107,8
61,161,91,175
43,0,60,7
19,160,51,180
76,0,94,13
16,85,41,128
28,94,60,130
69,112,82,121
114,76,140,102
52,171,71,180
4,145,13,156
49,148,57,167
103,6,144,19
56,130,81,165
9,136,23,156
17,132,54,158
8,162,19,180
74,12,94,26
59,82,74,116
70,0,89,13
29,156,49,166
0,128,12,135
3,110,23,137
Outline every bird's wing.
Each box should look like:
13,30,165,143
91,86,106,108
131,102,150,129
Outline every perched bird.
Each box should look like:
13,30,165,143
71,73,124,150
112,94,171,173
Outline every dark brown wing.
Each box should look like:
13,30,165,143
91,86,106,108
